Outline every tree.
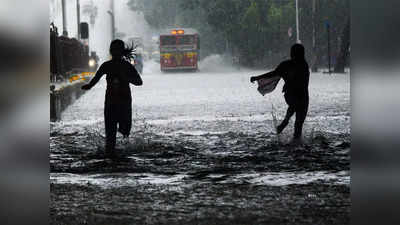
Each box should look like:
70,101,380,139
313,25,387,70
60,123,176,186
126,0,350,69
127,0,179,29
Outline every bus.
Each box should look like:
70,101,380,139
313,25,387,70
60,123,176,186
159,28,200,72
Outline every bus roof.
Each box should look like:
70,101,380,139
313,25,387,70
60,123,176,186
160,28,198,36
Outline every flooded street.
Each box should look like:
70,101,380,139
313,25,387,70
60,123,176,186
50,58,350,224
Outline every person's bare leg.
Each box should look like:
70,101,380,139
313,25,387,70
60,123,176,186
293,99,308,141
277,106,295,134
105,104,118,157
117,102,132,145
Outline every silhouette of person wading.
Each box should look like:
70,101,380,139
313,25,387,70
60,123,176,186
251,44,310,142
82,40,143,157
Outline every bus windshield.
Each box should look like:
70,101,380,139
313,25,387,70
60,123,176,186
177,35,194,45
161,35,195,46
160,36,176,45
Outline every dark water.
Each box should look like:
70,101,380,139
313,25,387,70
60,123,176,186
50,63,350,224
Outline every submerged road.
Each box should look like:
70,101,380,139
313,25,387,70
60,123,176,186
50,57,350,224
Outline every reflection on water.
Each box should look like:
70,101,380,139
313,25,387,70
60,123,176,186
51,173,188,187
51,170,349,189
50,65,350,224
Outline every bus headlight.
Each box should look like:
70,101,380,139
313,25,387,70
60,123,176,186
89,59,96,67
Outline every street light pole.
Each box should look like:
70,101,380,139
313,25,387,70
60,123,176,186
295,0,300,43
77,0,81,40
61,0,68,36
108,0,115,40
326,22,331,75
107,11,115,40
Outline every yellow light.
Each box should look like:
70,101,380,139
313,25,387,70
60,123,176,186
88,59,96,67
162,53,171,59
177,30,184,34
171,30,177,35
186,52,196,58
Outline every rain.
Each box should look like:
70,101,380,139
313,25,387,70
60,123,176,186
50,0,350,224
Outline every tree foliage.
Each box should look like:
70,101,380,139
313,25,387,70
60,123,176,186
127,0,349,69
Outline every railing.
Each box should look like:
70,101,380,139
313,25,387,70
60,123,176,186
50,24,89,82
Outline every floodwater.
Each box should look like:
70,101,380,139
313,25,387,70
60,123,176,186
50,56,350,224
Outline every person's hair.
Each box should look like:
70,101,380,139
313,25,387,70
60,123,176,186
109,39,136,61
290,43,305,61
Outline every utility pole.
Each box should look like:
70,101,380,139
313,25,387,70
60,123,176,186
62,0,68,36
312,0,316,50
77,0,81,40
111,0,115,15
107,0,115,40
295,0,300,43
326,21,331,75
107,11,115,40
311,0,317,72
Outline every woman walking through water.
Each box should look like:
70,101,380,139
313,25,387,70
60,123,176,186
251,44,310,143
82,39,143,157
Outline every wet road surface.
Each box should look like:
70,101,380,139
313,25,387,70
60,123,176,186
50,58,350,224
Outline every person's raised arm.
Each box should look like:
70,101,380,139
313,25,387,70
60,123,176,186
250,62,286,83
250,71,276,83
128,64,143,86
81,64,106,90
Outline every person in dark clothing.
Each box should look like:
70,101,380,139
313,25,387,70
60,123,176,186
250,44,310,141
82,40,143,156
